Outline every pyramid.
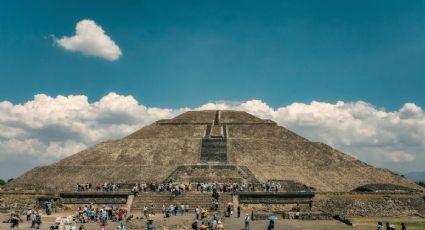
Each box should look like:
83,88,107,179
6,110,422,192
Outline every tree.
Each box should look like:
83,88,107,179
416,181,425,188
0,179,5,186
7,178,14,183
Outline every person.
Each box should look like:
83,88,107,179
386,222,390,230
143,206,148,217
226,205,231,217
244,214,250,230
79,224,85,230
191,221,198,230
237,206,241,218
118,221,126,230
377,222,383,230
180,204,185,215
30,211,36,228
401,223,406,230
212,219,217,229
185,204,190,215
35,212,42,229
200,221,208,230
26,209,32,221
101,208,108,224
195,207,200,220
146,219,154,230
217,220,224,230
268,219,275,230
100,221,107,230
46,202,52,215
9,214,19,229
389,224,395,230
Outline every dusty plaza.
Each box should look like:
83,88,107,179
1,111,424,229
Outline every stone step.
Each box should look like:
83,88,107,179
131,193,232,212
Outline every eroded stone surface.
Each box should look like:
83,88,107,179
4,110,422,192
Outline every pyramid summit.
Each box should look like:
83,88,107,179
6,110,421,192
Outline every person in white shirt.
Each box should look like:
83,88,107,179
244,214,250,230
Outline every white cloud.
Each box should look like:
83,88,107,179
1,93,425,179
54,19,122,61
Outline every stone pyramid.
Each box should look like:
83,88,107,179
6,110,422,192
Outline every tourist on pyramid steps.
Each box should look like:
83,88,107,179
185,204,190,215
267,219,275,230
180,204,185,215
237,206,241,218
295,210,300,219
162,205,166,217
146,218,154,230
200,221,208,230
389,224,396,230
376,222,384,230
9,212,21,229
26,208,32,221
150,203,155,214
244,214,251,230
217,220,224,230
174,204,179,216
191,221,198,230
195,207,200,220
118,221,126,230
100,208,108,225
226,205,231,217
212,219,217,229
143,206,148,217
401,223,406,230
100,221,108,230
30,210,36,227
34,211,42,229
45,201,52,215
79,224,85,230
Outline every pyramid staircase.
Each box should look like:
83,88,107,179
165,111,260,184
200,138,227,162
200,111,228,163
130,192,232,213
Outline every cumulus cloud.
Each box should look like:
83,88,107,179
54,19,122,61
1,94,425,178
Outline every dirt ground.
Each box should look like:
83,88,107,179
1,212,424,230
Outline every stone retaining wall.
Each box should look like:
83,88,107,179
0,194,39,213
313,194,425,217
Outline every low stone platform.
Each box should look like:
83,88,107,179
239,192,314,205
59,192,129,204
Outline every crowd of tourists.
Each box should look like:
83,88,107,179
377,221,407,230
285,210,300,219
138,203,189,218
131,181,285,195
191,212,226,230
75,182,120,192
3,209,43,229
73,205,128,224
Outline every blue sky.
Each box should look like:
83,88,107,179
1,0,425,109
1,1,425,179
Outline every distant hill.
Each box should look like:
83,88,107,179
405,171,425,182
